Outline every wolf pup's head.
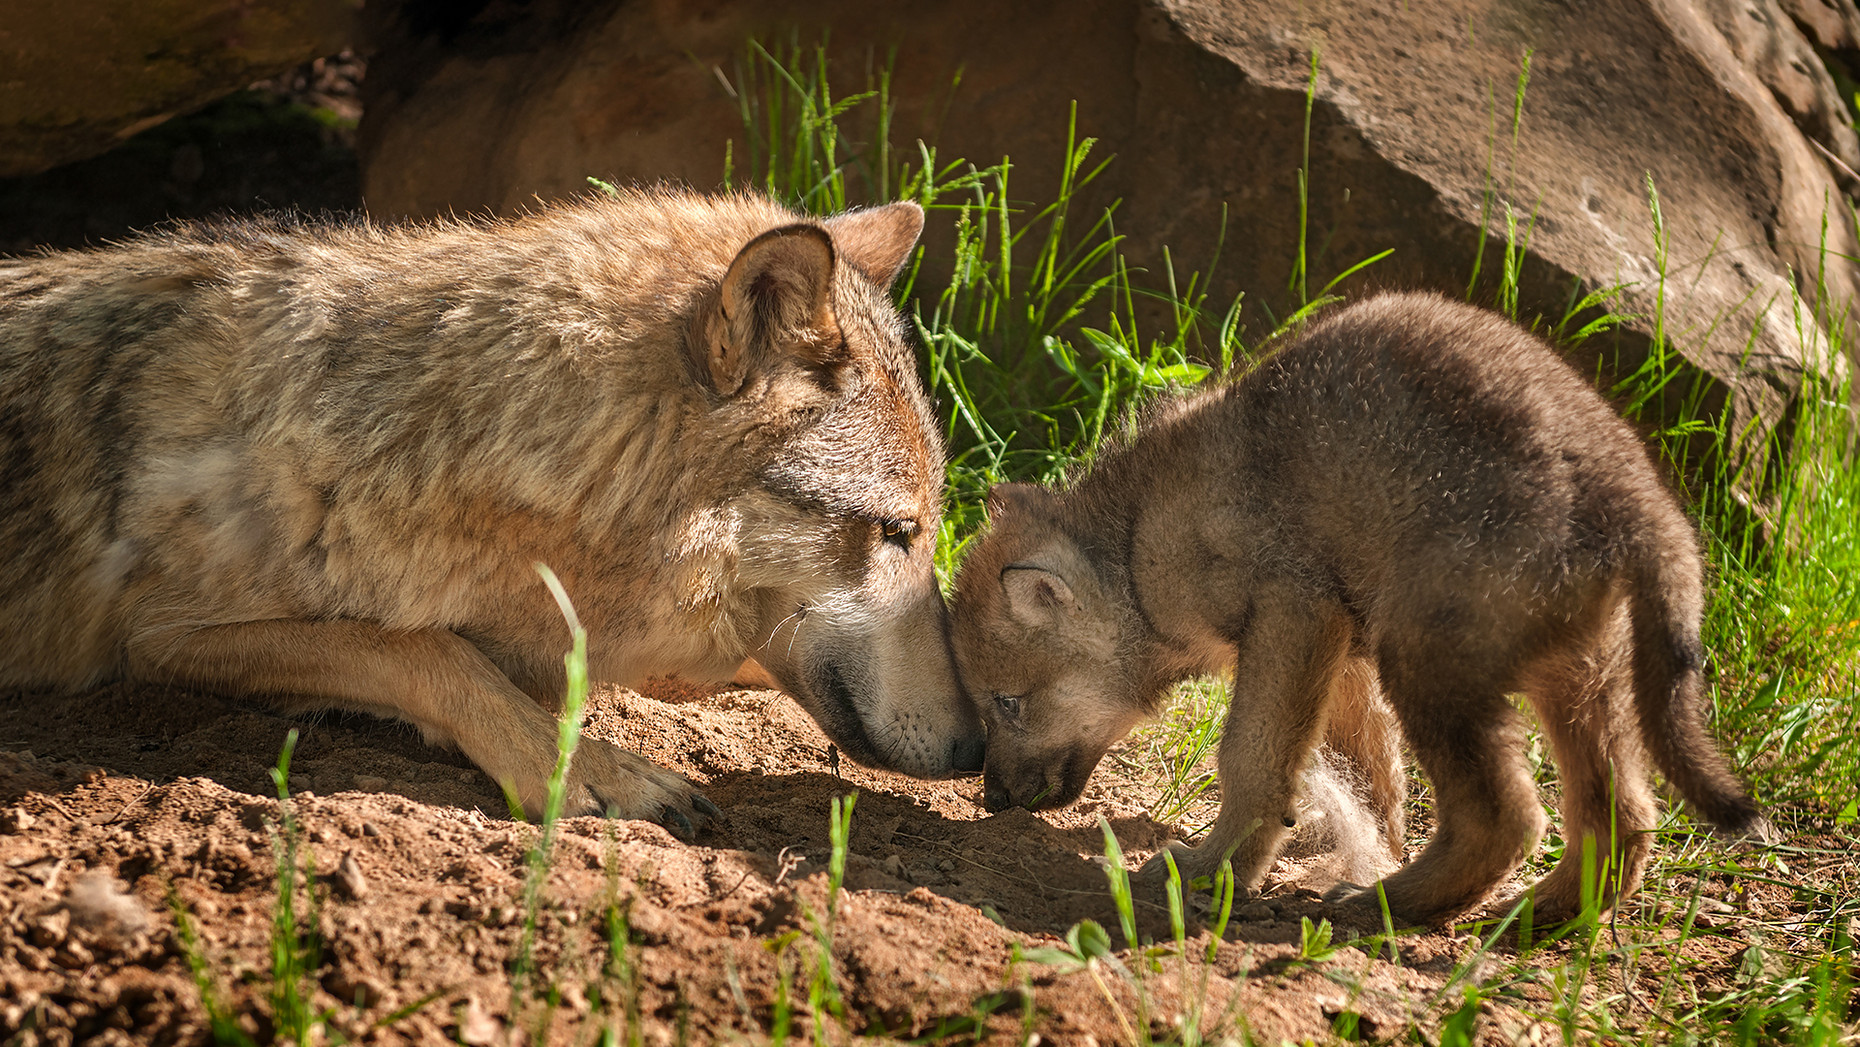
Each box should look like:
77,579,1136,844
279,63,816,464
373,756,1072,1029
696,201,985,780
949,484,1152,811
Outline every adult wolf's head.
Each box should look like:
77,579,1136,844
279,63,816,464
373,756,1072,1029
692,201,984,779
949,484,1152,812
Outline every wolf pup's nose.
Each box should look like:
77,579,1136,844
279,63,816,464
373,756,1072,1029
982,777,1013,812
950,735,986,774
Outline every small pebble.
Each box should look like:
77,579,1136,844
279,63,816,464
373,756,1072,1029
53,940,94,970
329,850,369,901
28,910,69,948
457,996,501,1046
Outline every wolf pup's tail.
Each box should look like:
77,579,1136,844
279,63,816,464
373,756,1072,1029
1627,511,1774,843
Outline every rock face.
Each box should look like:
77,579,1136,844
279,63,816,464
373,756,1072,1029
355,0,1857,421
0,0,359,176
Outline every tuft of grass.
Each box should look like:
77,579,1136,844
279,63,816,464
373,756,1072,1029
1696,345,1860,814
753,791,858,1044
263,729,325,1045
807,791,857,1040
1009,820,1250,1046
507,563,597,1037
170,729,446,1044
168,886,257,1047
1124,676,1227,826
170,730,329,1047
593,854,647,1047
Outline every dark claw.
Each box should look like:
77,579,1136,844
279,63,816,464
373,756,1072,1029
692,794,722,819
660,804,695,841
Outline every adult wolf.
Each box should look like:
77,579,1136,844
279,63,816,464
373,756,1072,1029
949,292,1769,925
0,190,984,836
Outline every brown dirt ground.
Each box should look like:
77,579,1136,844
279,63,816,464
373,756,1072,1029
0,676,1797,1046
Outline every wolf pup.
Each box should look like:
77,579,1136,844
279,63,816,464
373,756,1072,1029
0,190,986,836
950,292,1770,925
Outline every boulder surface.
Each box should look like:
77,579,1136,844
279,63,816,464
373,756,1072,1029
0,0,358,176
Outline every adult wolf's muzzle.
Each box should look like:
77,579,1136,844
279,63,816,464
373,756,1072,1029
773,640,986,781
818,658,985,778
747,570,985,781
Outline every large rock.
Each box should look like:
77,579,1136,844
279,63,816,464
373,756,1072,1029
0,0,359,177
359,0,1859,427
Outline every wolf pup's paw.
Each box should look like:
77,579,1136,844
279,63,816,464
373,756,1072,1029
1320,880,1366,905
1323,881,1421,931
556,738,720,841
1322,880,1378,921
1136,840,1209,887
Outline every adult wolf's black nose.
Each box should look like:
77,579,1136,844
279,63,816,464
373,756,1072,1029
950,735,986,775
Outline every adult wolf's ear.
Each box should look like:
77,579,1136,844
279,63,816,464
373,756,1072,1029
824,202,924,290
707,224,842,395
1001,564,1076,628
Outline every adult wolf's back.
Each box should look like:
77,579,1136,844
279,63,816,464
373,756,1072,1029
0,190,984,833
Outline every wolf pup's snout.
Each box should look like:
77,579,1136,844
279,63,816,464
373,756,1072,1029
979,755,1075,813
982,774,1014,813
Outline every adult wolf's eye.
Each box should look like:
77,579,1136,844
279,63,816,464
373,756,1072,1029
993,693,1022,719
879,518,918,550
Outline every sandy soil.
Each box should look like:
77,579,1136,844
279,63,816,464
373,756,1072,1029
0,674,1793,1046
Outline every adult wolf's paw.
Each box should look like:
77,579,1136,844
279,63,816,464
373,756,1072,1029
564,738,719,840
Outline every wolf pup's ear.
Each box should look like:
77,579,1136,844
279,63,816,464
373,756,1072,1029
824,202,924,290
708,224,843,395
1001,564,1076,627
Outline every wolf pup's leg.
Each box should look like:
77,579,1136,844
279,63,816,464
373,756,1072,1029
1352,659,1546,925
1145,594,1354,888
1519,597,1657,921
125,619,715,836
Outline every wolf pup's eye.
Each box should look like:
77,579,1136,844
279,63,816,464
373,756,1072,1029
993,693,1022,719
879,518,918,550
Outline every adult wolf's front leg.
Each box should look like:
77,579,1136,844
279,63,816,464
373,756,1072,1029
1142,595,1354,888
125,619,715,837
